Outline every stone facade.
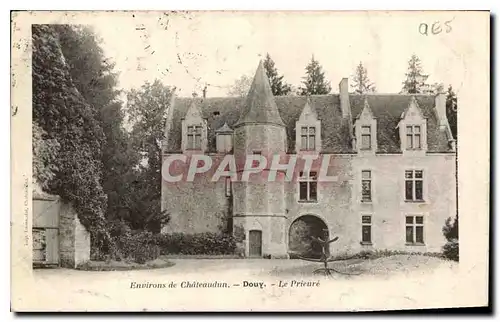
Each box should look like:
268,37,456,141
59,202,91,268
33,189,90,268
161,61,457,258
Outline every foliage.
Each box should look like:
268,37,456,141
351,62,376,94
299,55,331,95
76,257,175,271
32,121,60,190
442,215,459,261
263,53,292,96
54,25,140,230
32,24,116,254
401,54,430,94
155,232,237,255
115,230,161,264
227,74,253,97
331,249,444,261
126,80,173,232
446,85,458,140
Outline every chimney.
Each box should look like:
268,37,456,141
339,78,352,119
434,92,448,128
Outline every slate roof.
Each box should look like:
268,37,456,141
236,61,285,127
164,94,453,154
350,94,451,153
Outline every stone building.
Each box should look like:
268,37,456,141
161,61,457,258
33,187,90,268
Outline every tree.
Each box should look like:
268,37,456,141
263,53,292,96
126,80,174,232
351,62,376,94
299,56,332,95
401,54,430,94
32,24,114,255
446,85,458,140
227,75,252,97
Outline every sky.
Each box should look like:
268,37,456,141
91,11,469,98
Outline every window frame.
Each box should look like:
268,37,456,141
300,126,317,151
298,171,318,203
405,125,422,150
186,125,202,150
404,169,424,202
216,133,233,153
225,177,232,197
361,214,373,245
361,170,372,203
405,215,425,245
360,125,372,150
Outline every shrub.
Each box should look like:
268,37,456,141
115,230,161,264
442,215,459,261
443,239,459,261
154,232,237,255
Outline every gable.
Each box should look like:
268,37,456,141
350,94,451,153
164,94,452,154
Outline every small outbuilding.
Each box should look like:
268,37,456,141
32,188,90,268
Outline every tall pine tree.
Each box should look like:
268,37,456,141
263,53,292,96
351,62,376,94
401,54,430,94
299,56,332,95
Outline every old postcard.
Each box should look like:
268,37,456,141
11,10,490,311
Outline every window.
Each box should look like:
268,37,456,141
361,126,371,150
300,126,316,150
225,177,232,197
361,170,372,202
361,215,372,244
216,134,232,153
187,125,202,150
406,215,424,244
405,170,424,201
299,171,317,202
406,125,422,150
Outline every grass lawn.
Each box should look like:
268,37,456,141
76,256,175,271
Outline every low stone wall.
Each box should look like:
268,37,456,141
58,202,91,268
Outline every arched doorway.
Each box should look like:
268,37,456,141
288,215,329,259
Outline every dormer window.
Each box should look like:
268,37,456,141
187,125,202,150
182,100,207,152
215,122,233,153
361,126,372,150
406,125,421,150
354,98,377,153
296,98,321,152
300,126,316,151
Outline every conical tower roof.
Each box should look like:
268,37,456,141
235,60,285,127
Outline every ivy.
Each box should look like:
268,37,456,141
32,25,116,255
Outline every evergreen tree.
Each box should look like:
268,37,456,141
446,85,458,140
263,53,292,96
401,54,430,94
299,56,332,95
351,62,376,94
